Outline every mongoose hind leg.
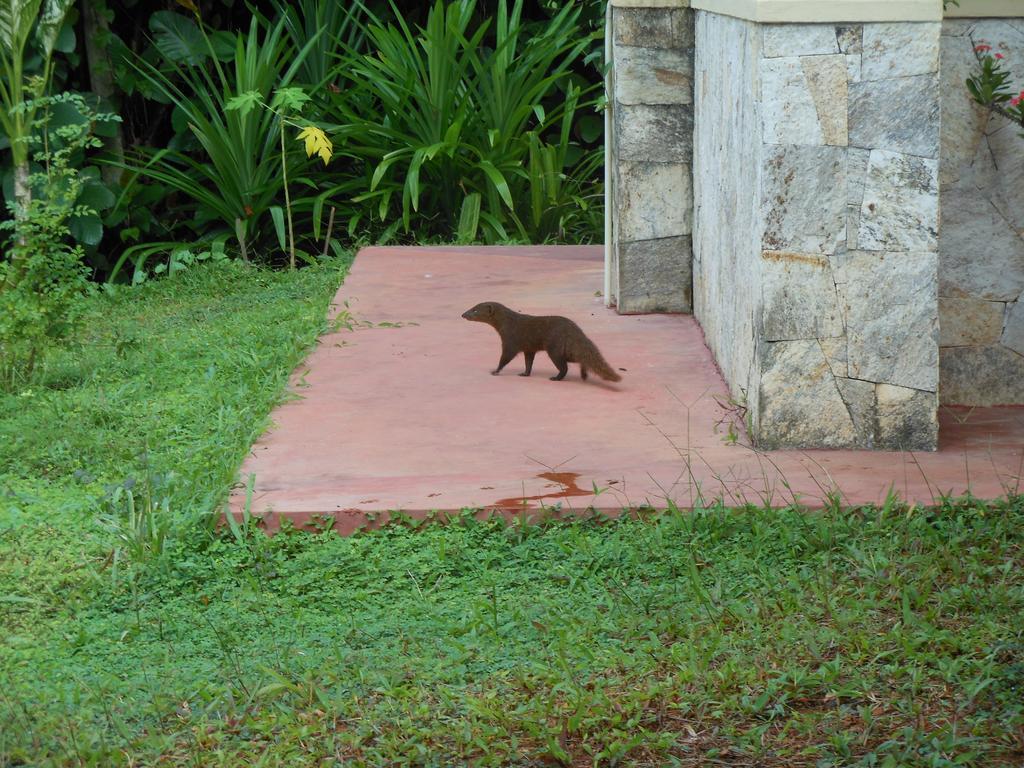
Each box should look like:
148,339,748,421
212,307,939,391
580,366,588,381
520,351,536,377
549,352,568,381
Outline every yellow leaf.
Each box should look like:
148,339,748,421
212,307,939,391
176,0,199,13
296,126,332,166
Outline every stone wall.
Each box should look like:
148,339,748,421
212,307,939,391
693,12,941,449
608,1,695,313
939,18,1024,405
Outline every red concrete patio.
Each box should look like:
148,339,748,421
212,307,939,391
230,245,1024,533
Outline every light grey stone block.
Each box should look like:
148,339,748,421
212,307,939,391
614,7,693,49
762,24,839,58
861,22,940,81
836,25,862,54
615,104,693,163
939,297,1005,347
940,345,1024,406
982,121,1024,236
614,45,693,106
846,54,862,83
756,339,856,449
849,74,940,159
760,57,823,145
938,33,988,187
839,250,938,391
762,144,847,254
1003,301,1024,356
617,236,693,313
858,150,938,253
938,182,1024,301
876,384,938,451
820,337,849,378
616,161,692,241
760,251,844,341
837,377,876,447
846,147,871,251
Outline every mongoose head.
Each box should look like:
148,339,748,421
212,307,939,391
461,302,506,323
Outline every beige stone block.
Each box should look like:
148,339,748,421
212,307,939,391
938,297,1005,346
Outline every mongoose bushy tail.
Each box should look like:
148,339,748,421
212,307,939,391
461,301,622,382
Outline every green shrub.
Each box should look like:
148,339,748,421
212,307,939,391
0,94,110,386
323,0,605,244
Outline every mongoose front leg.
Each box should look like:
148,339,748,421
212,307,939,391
492,346,516,375
520,351,536,377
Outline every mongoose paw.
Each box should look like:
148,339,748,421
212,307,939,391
518,372,531,377
491,370,501,376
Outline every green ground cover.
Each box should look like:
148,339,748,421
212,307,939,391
1,262,1022,767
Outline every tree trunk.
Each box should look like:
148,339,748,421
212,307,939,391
81,0,125,186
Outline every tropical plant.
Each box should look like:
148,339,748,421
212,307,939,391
0,94,111,384
226,86,335,269
968,41,1024,137
322,0,605,244
0,0,77,285
118,13,321,270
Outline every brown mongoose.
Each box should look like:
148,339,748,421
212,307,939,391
461,301,622,382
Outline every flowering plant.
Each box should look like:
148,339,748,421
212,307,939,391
967,42,1024,135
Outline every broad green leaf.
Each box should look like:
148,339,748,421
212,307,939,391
150,10,207,66
456,192,480,244
0,0,42,57
477,160,514,210
35,0,73,59
69,212,103,246
269,205,286,251
78,179,116,211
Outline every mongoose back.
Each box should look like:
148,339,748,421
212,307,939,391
461,301,622,382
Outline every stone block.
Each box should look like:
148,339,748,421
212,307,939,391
938,181,1024,301
858,149,938,253
849,73,940,158
617,236,693,313
616,161,692,241
837,377,876,447
615,104,693,163
762,24,839,58
876,384,938,451
846,147,871,250
821,337,849,378
760,250,844,341
939,297,1005,346
938,33,988,187
836,25,862,54
614,7,693,49
839,250,938,392
762,144,847,254
802,55,848,146
756,339,856,449
614,45,693,106
940,345,1024,406
1003,301,1024,356
861,22,939,81
761,56,839,146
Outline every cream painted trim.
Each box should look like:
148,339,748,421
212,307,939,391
610,0,690,7
690,0,943,22
945,0,1024,18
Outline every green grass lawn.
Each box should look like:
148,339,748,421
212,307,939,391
1,261,1023,767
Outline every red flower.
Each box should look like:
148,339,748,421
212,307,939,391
995,53,1005,59
1012,91,1024,107
975,43,992,53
